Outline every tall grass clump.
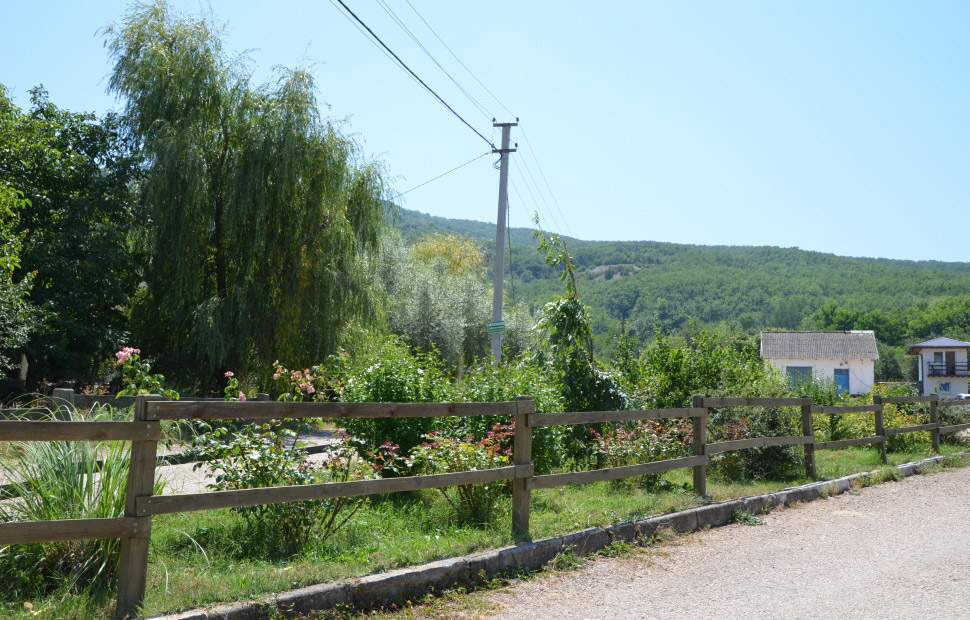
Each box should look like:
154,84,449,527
0,407,162,601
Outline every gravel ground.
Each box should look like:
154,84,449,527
475,466,970,620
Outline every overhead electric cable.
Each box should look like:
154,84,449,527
519,124,574,236
511,157,560,233
514,144,567,234
393,151,490,199
403,0,516,118
331,0,494,148
374,0,493,121
506,188,514,303
509,175,549,233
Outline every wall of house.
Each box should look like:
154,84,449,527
915,348,970,396
766,358,875,394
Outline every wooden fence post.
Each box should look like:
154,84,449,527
801,397,816,479
929,395,941,452
116,394,161,619
872,395,888,464
691,394,707,498
512,396,534,541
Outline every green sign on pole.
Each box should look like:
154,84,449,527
487,320,506,334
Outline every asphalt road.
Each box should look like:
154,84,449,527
479,465,970,620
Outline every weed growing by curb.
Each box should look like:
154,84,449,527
732,510,765,526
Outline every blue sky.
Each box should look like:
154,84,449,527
3,1,968,261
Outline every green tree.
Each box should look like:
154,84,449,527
0,85,138,381
105,2,387,386
0,183,36,369
533,225,626,413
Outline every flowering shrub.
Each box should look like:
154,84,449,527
708,406,802,481
113,346,178,400
191,420,373,557
222,371,248,401
590,421,689,488
411,424,513,523
270,359,335,401
340,336,453,455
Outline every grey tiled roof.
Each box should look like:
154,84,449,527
761,331,879,361
908,337,970,349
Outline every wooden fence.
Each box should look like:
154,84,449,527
1,393,969,618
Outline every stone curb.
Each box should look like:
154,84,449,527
146,452,965,620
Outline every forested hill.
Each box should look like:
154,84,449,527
391,207,970,349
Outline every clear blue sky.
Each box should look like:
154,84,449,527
3,1,968,261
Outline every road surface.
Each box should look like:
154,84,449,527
477,465,970,620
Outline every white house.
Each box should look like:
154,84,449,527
906,337,970,397
760,330,879,395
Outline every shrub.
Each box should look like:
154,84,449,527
191,420,373,557
589,420,689,488
112,346,178,400
708,406,803,481
411,426,512,524
339,335,453,456
0,408,163,599
447,357,569,474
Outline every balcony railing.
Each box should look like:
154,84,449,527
927,362,969,377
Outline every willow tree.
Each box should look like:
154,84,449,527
106,2,387,386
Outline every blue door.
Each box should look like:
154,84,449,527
834,369,850,394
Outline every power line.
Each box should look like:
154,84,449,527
506,187,514,303
509,174,549,233
514,141,567,234
374,0,493,121
403,0,516,119
518,123,574,236
511,156,560,233
330,0,494,148
393,151,490,199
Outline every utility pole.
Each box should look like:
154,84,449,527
489,119,517,365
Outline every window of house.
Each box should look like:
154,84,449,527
939,382,951,393
786,366,812,387
934,352,944,364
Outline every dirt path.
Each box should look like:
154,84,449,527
473,466,970,620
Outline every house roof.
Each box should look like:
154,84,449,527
760,331,879,361
906,337,970,355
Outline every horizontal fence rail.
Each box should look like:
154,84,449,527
2,392,966,618
137,465,533,516
527,407,705,427
0,517,149,546
707,435,814,454
145,400,520,421
0,420,159,442
527,456,708,490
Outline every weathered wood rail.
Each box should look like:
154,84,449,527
0,392,964,618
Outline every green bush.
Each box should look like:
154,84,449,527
411,427,512,524
589,420,690,488
446,357,569,474
191,420,373,558
0,408,163,599
708,405,804,481
339,335,453,456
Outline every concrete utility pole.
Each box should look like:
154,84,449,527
490,119,517,365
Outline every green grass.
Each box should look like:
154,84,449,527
3,443,967,620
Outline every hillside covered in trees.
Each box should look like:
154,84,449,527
394,207,970,376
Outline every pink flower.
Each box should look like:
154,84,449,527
224,371,234,378
306,384,316,394
273,372,281,380
238,391,247,402
114,346,139,364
